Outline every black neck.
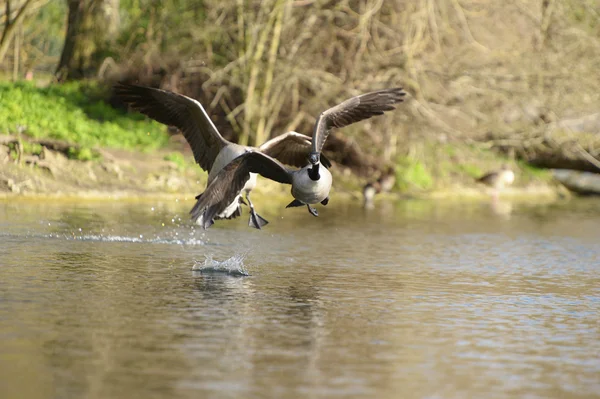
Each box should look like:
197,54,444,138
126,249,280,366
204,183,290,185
308,163,320,181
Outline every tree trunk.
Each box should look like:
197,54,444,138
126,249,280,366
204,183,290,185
55,0,120,81
0,0,36,64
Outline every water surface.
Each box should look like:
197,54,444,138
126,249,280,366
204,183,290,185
1,197,599,399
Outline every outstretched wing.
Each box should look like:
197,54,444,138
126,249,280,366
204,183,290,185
259,131,332,168
312,88,407,155
190,151,293,229
114,83,229,171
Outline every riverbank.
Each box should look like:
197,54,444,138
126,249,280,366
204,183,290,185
0,133,566,204
0,81,569,203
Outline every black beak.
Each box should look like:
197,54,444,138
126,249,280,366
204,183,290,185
308,152,320,165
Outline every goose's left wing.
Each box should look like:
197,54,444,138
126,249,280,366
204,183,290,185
312,88,407,155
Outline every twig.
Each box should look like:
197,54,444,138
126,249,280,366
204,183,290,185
450,0,489,52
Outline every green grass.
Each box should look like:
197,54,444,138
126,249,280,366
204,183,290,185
395,158,434,191
517,160,552,183
67,147,102,161
21,141,43,156
0,81,169,151
163,152,188,170
382,141,553,193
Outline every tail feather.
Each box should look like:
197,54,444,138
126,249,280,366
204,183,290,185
190,194,244,229
190,197,204,223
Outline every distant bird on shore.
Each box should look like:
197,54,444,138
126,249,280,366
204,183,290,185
363,166,396,208
191,88,407,229
476,164,515,200
115,82,331,229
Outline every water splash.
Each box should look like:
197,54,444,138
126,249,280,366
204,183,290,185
62,234,207,246
192,253,250,276
4,232,207,246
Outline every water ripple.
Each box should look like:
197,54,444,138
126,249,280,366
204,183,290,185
0,231,207,246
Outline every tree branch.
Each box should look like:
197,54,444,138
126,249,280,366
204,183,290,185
0,0,35,64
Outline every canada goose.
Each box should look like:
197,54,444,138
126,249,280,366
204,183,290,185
476,164,515,199
378,166,396,193
362,166,396,208
362,182,380,208
114,83,330,229
191,88,407,229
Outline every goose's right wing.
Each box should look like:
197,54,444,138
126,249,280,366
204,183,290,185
191,152,293,228
114,83,229,171
259,131,332,168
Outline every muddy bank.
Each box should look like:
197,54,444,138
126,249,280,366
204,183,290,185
0,135,566,203
0,137,203,199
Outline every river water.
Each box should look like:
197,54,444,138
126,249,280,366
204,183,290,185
1,197,599,399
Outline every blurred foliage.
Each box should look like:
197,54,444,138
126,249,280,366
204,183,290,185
107,0,600,163
395,159,434,192
386,141,552,191
0,1,66,75
0,81,169,150
163,151,188,170
66,146,101,161
0,0,599,182
21,141,43,156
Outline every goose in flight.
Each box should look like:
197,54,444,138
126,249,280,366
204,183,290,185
114,83,331,229
191,87,407,229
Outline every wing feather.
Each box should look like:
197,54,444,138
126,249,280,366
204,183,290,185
259,131,332,168
312,88,407,154
114,83,229,171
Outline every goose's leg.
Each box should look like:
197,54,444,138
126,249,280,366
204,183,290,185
246,192,268,229
286,199,304,208
320,196,329,206
307,205,319,217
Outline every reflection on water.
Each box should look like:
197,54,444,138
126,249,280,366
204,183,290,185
0,197,599,399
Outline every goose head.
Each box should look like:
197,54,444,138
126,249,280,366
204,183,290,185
308,151,321,181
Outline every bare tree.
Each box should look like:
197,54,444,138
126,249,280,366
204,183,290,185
55,0,119,81
0,0,38,64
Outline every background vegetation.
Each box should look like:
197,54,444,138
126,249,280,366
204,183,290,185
1,0,599,191
0,81,167,149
